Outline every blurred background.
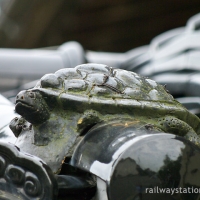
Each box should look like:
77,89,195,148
0,0,199,51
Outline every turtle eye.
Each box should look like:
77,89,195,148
28,92,35,99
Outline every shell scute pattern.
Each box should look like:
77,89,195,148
146,79,157,88
124,87,147,100
55,68,81,80
36,64,174,101
64,79,87,91
40,74,60,89
85,73,105,85
89,87,110,96
115,70,141,87
77,63,110,74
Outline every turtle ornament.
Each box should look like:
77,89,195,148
10,63,200,200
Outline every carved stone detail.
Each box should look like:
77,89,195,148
0,141,57,200
5,165,25,185
24,172,41,197
0,156,6,177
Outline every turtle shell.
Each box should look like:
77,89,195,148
35,63,173,101
31,63,200,133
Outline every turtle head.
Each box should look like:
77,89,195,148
15,90,50,125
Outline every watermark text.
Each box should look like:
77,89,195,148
146,187,200,195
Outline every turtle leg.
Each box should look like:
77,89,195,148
9,116,32,138
157,116,200,146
